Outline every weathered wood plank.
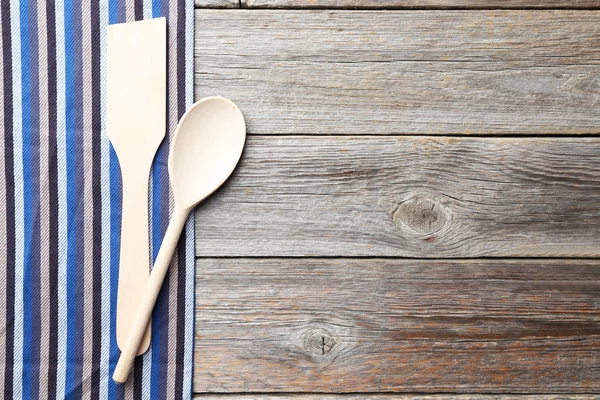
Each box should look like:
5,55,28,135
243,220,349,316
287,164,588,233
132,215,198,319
195,10,600,64
194,258,600,392
195,0,239,8
241,0,600,9
195,10,600,135
195,396,600,399
195,136,600,257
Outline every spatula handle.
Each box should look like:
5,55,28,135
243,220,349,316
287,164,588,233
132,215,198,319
113,206,190,383
116,168,152,354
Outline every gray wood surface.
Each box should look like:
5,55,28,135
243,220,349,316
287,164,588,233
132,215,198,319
194,258,600,392
192,6,600,396
241,0,600,8
195,396,600,399
195,10,600,135
195,136,600,257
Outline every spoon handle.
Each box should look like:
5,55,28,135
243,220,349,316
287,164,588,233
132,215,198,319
113,206,190,383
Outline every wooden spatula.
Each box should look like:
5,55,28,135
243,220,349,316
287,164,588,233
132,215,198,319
107,17,166,355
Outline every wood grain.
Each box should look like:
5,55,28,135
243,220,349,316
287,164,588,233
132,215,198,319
195,396,600,399
195,10,600,135
192,8,600,395
194,258,600,392
241,0,600,9
195,136,600,257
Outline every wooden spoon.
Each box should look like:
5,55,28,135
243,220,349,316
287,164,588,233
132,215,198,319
113,96,246,383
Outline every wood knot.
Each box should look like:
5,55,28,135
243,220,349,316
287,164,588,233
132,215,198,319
304,328,337,356
393,194,450,237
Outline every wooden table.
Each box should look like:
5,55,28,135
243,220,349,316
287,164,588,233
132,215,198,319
192,1,600,398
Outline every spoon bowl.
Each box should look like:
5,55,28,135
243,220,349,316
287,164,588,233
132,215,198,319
170,96,246,209
114,96,246,383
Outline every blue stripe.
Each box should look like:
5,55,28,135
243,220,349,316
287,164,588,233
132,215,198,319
108,2,121,398
71,0,84,396
152,0,162,18
63,0,79,397
107,3,121,398
109,143,121,400
150,144,166,397
19,0,33,397
151,2,167,392
156,2,172,395
109,0,119,27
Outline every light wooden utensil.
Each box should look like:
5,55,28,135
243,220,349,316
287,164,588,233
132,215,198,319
107,17,166,355
113,96,246,383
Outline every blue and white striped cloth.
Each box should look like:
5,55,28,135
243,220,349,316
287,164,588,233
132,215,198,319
0,1,195,398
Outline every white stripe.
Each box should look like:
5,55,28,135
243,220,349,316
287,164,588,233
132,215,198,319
10,1,23,397
166,252,178,395
36,0,51,396
183,215,195,400
81,2,94,397
185,0,193,107
143,0,152,20
55,0,68,397
166,2,179,393
125,0,134,22
99,1,111,399
141,347,152,400
124,374,134,399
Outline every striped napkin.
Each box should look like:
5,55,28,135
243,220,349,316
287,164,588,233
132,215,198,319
1,1,195,398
